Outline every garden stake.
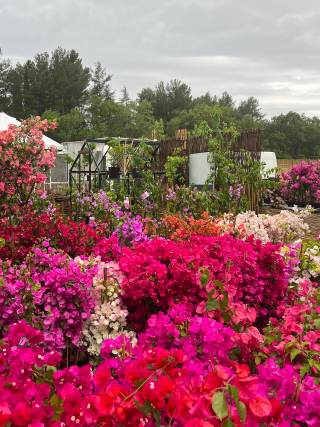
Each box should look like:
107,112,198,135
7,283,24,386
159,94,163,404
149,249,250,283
122,333,126,361
294,374,302,403
299,242,304,258
66,338,69,369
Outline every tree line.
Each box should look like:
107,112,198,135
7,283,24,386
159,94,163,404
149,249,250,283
1,46,320,159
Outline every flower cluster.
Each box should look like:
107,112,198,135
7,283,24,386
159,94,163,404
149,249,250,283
217,210,310,244
0,117,58,225
0,246,97,352
0,211,109,263
118,235,288,328
77,256,136,356
281,160,320,206
112,212,148,247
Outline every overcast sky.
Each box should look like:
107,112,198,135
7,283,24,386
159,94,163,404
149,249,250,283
1,0,320,118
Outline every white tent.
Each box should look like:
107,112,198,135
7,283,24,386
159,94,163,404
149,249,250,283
0,112,63,150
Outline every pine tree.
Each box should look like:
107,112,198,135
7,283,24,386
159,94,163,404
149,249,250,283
0,48,12,112
90,61,114,101
120,85,131,106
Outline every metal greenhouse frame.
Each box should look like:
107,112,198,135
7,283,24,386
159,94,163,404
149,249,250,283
69,138,168,194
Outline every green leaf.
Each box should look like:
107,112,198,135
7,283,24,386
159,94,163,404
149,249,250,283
152,408,161,427
222,311,231,322
46,365,57,372
213,280,223,289
45,370,54,381
212,391,228,421
228,385,239,403
147,364,155,370
255,357,261,365
219,299,228,311
55,407,65,415
290,349,301,361
206,298,219,312
236,401,247,424
314,319,320,329
50,394,59,406
134,380,145,389
222,420,236,427
200,273,209,287
300,364,311,376
134,398,152,418
285,340,297,350
50,413,61,421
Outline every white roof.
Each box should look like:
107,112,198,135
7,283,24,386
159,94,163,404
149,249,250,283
0,112,63,150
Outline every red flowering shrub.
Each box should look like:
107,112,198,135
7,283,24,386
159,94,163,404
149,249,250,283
118,235,289,329
0,212,110,262
93,236,121,262
0,321,285,427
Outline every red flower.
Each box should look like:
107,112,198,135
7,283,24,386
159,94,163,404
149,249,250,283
63,389,82,413
94,365,111,389
95,390,115,415
155,376,175,397
0,401,11,427
249,395,272,418
11,403,32,426
236,364,250,379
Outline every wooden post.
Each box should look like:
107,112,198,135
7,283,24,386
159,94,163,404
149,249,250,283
61,201,64,216
104,267,108,300
69,200,71,217
161,183,164,211
75,205,78,223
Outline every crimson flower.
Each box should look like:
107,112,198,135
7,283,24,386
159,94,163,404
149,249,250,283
0,401,11,427
93,365,111,389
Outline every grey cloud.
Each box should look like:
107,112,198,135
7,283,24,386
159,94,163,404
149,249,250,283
1,0,320,117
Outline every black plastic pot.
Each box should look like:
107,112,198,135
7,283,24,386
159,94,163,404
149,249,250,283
109,166,120,179
132,169,142,179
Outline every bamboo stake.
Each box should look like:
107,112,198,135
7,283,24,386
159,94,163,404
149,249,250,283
294,374,302,403
161,183,164,211
122,333,126,361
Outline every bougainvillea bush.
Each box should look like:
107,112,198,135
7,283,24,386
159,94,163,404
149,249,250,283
281,160,320,206
118,235,289,329
0,116,57,224
0,211,110,263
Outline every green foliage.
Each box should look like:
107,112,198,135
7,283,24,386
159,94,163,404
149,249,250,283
154,118,165,141
262,111,320,159
164,147,188,185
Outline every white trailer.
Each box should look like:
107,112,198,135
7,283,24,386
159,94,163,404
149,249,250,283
189,151,278,188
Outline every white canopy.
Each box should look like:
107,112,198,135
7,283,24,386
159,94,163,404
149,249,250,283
0,112,63,150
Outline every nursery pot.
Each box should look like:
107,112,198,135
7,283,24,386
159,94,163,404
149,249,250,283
287,201,294,207
109,166,120,179
264,198,271,204
132,168,142,179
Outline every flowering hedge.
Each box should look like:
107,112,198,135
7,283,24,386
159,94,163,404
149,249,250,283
0,116,57,224
0,212,110,262
118,235,288,329
281,160,320,206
